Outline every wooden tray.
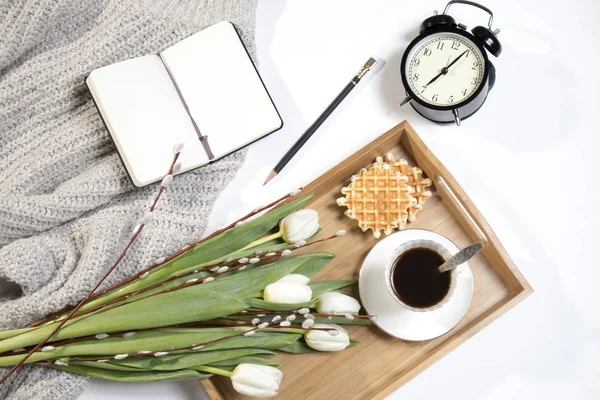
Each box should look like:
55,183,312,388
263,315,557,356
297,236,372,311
203,121,532,399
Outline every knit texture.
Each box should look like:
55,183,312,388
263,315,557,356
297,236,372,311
0,0,257,398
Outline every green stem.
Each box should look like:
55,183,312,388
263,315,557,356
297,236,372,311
239,232,283,252
0,327,37,341
195,365,233,377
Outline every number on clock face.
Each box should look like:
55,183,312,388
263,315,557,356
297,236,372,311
406,34,484,106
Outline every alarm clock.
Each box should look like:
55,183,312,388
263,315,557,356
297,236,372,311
400,0,501,125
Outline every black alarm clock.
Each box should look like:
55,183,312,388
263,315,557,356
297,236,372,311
400,0,501,125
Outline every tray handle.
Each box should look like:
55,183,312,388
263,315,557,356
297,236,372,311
434,174,489,244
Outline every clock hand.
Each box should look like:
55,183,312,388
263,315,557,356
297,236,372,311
424,50,469,87
446,50,468,69
424,70,445,87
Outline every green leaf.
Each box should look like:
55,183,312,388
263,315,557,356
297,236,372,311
196,333,302,352
226,240,288,260
84,269,213,315
293,252,333,279
225,229,321,264
279,338,360,353
70,361,144,372
0,292,246,354
277,340,317,354
109,231,325,311
64,291,246,339
0,330,300,368
98,253,331,319
47,364,212,382
194,253,333,300
309,280,356,299
0,328,237,366
79,251,331,322
208,356,279,367
113,349,277,371
247,298,317,311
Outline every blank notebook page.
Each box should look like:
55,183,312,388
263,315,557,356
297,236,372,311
87,56,209,186
159,21,282,158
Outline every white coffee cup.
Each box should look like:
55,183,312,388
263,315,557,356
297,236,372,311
384,239,458,312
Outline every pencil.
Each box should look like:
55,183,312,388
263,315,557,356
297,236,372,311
263,57,378,185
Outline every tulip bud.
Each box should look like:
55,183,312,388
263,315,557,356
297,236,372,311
276,274,310,285
263,281,312,304
263,274,312,304
316,292,361,315
280,209,319,243
231,363,283,398
305,324,350,352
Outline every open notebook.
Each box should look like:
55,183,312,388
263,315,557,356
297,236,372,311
87,21,282,187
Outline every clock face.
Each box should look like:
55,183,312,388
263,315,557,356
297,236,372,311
405,32,485,107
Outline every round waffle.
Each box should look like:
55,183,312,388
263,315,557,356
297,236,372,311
383,153,433,222
336,161,414,238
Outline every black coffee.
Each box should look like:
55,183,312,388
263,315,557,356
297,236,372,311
390,248,451,308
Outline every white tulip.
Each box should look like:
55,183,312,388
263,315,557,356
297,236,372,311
280,209,319,243
231,364,283,398
305,324,350,352
316,292,361,315
263,280,312,304
276,274,310,285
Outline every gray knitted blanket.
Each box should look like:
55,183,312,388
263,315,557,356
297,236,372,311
0,0,257,398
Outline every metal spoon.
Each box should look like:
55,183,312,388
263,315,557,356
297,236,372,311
438,242,484,273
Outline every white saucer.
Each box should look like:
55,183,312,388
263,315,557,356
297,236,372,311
359,229,474,341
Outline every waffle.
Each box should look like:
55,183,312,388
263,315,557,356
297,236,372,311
336,161,414,238
383,153,433,222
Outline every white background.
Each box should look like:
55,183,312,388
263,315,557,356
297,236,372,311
82,0,599,399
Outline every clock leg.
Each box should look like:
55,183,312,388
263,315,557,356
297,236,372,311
452,109,461,126
400,95,413,107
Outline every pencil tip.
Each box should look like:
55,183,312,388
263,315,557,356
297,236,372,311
263,170,277,186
